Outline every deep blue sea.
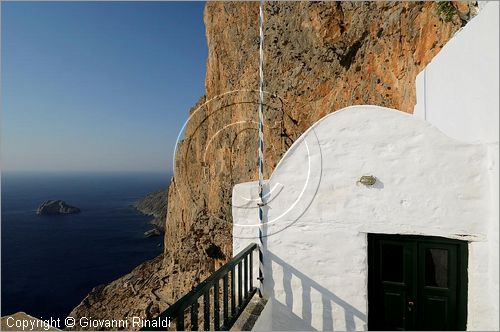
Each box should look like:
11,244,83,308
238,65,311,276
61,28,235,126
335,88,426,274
1,172,170,321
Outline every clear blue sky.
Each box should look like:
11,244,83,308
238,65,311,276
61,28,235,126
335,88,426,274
1,1,207,173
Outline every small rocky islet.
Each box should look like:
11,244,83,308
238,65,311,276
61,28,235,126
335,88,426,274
35,188,168,239
36,200,81,215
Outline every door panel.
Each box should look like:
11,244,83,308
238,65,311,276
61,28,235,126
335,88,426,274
380,242,405,282
420,296,449,330
418,242,458,330
369,237,415,330
383,292,406,329
368,234,467,331
424,248,449,288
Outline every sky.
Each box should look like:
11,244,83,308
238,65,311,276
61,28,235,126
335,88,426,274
1,1,208,173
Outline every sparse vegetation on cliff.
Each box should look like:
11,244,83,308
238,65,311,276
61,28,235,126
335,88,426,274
437,1,458,23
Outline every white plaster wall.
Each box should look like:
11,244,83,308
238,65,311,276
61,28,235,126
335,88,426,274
413,3,499,329
414,1,499,144
233,106,493,331
487,143,499,327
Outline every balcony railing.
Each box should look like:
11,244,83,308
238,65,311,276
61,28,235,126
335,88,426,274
145,243,258,331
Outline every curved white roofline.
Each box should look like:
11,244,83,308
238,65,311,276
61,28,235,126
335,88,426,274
269,104,482,183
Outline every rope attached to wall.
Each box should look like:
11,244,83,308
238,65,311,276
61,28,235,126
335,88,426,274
257,0,265,299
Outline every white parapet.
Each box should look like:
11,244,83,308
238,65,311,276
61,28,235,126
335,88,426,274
233,105,495,330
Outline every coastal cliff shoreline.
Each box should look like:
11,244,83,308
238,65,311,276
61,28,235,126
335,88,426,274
133,188,169,233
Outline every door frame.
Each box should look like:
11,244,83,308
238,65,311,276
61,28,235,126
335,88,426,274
367,233,468,330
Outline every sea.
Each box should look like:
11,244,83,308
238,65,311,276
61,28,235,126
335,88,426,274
1,171,170,321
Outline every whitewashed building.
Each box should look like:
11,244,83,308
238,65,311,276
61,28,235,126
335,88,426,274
232,2,499,330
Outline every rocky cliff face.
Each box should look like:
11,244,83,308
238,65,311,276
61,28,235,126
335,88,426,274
69,2,475,328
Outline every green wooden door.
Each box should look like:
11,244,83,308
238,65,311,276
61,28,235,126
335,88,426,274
368,234,468,330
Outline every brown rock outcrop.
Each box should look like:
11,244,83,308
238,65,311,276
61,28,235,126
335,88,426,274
69,2,476,329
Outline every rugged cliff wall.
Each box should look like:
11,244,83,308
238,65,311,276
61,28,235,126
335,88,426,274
69,2,475,328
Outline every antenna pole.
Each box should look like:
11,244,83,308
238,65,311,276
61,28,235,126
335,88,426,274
257,0,265,299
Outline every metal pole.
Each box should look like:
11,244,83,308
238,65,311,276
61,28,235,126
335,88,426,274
257,0,265,299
